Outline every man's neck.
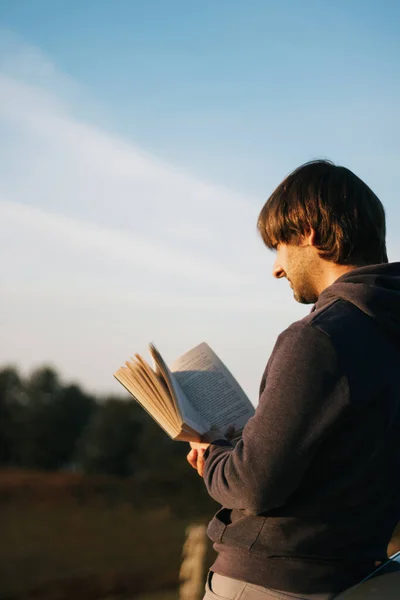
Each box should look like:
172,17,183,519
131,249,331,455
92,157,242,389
318,263,357,295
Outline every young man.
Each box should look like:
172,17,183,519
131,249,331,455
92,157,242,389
187,160,400,599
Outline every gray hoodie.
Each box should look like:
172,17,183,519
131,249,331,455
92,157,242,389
204,262,400,595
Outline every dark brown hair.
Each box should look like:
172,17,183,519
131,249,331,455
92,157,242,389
257,160,388,265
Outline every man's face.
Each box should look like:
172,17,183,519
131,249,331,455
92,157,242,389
272,242,320,304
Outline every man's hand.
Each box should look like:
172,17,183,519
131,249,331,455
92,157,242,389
187,441,210,477
186,427,235,477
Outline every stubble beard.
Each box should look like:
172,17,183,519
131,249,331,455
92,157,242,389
292,286,317,305
287,254,319,305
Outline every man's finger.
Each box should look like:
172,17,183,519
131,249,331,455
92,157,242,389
187,446,207,476
197,448,206,477
187,448,198,470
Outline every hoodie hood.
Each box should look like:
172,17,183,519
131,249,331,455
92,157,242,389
315,262,400,337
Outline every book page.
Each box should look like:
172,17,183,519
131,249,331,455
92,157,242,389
149,344,209,436
170,343,255,434
114,364,179,439
134,355,179,425
113,365,202,441
129,358,179,430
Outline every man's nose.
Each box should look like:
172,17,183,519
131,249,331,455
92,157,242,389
272,258,285,279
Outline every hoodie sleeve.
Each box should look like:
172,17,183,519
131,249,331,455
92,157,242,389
202,323,349,514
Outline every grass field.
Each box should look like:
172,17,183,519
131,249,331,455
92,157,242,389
0,470,215,600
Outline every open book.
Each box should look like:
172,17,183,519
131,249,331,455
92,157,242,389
114,342,255,442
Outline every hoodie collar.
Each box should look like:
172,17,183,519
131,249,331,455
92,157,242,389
314,262,400,337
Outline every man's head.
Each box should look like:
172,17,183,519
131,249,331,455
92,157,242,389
257,160,388,304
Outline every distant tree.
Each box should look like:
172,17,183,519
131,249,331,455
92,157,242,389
0,366,26,464
76,397,143,477
16,367,96,470
45,383,97,469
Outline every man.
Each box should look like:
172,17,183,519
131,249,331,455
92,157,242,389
187,160,400,599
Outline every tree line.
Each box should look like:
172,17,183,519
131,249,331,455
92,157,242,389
0,365,215,513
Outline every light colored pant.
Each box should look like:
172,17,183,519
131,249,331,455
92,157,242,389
203,572,337,600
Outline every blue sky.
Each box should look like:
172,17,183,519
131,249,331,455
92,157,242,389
0,1,399,399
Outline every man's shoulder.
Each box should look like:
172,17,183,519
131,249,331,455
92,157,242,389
284,299,381,371
296,298,370,339
272,298,381,369
274,299,372,361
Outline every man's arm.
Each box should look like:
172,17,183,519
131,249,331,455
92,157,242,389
199,323,349,514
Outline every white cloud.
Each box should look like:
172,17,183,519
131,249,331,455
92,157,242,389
0,69,266,273
0,36,305,400
0,200,243,286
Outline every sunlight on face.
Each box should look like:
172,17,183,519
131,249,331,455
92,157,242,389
272,243,320,304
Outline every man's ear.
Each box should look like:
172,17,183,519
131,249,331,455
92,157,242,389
306,229,317,246
298,230,317,247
